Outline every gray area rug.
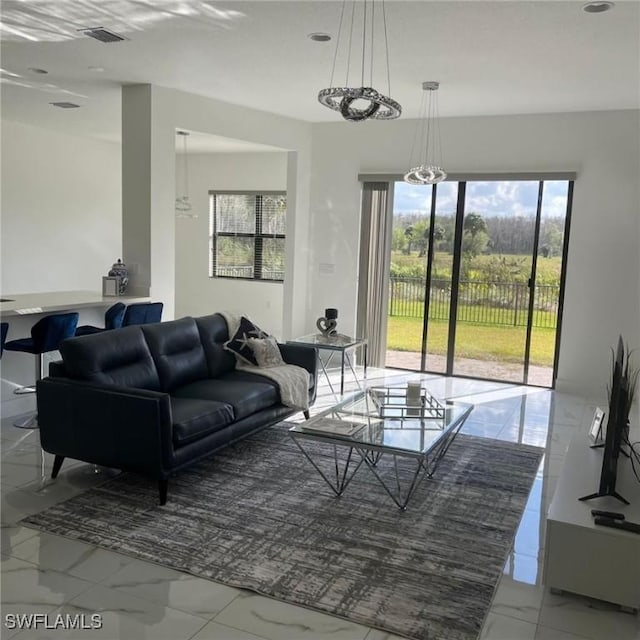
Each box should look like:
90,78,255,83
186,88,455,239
23,424,543,640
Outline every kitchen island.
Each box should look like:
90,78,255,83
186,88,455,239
0,290,149,317
0,290,151,418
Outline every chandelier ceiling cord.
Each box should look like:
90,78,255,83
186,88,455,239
404,81,447,185
176,130,198,219
318,0,401,122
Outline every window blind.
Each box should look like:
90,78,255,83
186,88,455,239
209,192,286,281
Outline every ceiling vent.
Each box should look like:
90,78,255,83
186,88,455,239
49,102,81,109
79,27,127,43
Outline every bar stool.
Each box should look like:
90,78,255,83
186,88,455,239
75,302,126,336
0,322,8,358
4,312,79,429
122,302,163,326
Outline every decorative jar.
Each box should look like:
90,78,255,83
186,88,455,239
108,259,129,295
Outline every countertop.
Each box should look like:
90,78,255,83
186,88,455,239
0,290,151,317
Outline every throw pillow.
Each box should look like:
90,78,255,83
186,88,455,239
224,316,269,365
249,336,285,368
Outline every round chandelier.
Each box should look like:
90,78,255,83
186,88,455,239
317,0,401,123
404,81,447,185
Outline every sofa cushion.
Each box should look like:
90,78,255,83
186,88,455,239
195,314,237,377
142,317,208,392
171,397,234,447
60,326,161,391
173,372,279,420
224,316,268,365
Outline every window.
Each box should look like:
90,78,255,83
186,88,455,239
209,191,286,281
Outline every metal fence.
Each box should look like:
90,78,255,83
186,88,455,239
389,277,559,329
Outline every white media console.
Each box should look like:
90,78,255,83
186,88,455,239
543,430,640,610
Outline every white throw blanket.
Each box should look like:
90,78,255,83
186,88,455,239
220,312,310,411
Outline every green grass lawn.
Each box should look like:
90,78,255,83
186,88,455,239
390,298,558,330
387,316,556,366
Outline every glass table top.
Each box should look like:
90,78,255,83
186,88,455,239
290,386,473,456
287,333,366,349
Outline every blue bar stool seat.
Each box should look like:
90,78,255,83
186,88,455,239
75,302,126,336
4,312,79,429
122,302,163,326
0,322,8,358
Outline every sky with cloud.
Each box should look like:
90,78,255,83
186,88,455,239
394,180,569,219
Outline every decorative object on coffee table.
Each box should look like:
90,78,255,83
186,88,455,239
368,385,445,421
316,307,338,337
406,380,422,416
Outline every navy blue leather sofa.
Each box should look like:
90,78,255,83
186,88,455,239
36,314,317,504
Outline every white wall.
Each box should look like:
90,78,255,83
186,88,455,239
3,104,637,399
175,151,288,336
1,120,121,294
121,85,313,336
307,110,640,397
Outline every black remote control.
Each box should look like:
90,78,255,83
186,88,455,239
594,516,640,534
591,509,625,520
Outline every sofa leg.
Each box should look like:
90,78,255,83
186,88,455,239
52,455,65,479
303,410,310,420
158,478,168,505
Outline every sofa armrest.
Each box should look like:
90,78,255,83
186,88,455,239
48,359,67,377
278,343,318,379
278,343,318,406
36,377,174,477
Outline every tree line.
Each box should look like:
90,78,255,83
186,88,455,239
393,212,565,258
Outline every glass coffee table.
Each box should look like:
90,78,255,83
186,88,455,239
289,386,473,509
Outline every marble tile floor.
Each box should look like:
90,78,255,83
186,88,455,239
1,370,638,640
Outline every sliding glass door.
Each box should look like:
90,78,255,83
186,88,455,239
452,180,539,383
424,182,457,373
378,176,572,387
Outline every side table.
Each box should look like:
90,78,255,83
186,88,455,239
287,334,367,397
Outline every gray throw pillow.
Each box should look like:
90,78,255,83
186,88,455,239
248,336,285,368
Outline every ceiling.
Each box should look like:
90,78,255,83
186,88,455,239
1,1,638,152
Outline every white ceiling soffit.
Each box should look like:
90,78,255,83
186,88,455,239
175,131,284,154
1,0,638,147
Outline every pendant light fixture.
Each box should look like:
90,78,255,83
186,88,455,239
404,81,447,185
176,130,198,219
318,0,401,122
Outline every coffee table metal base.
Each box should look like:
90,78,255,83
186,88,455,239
291,439,365,497
291,418,465,510
357,450,430,510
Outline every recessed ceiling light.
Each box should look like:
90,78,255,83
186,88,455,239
88,66,105,72
28,67,48,74
582,1,615,13
309,33,331,42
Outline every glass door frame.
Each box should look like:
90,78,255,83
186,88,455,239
418,184,437,372
360,172,575,389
